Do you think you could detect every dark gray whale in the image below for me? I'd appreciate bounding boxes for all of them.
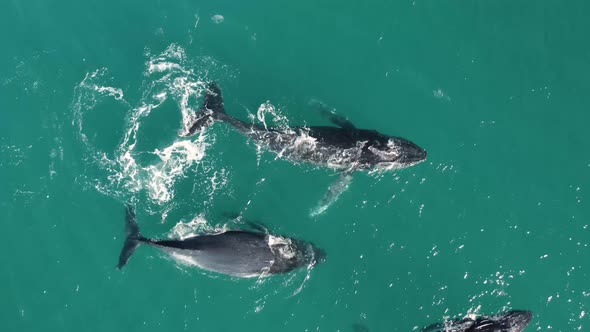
[183,83,427,173]
[423,310,533,332]
[118,206,325,277]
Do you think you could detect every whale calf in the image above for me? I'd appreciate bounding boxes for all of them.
[423,310,533,332]
[183,83,427,173]
[118,206,325,277]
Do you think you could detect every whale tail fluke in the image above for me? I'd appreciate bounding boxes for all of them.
[117,205,143,269]
[182,82,226,136]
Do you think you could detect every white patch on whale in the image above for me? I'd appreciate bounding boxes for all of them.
[268,235,297,259]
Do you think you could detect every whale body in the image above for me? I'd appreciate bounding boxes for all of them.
[183,83,427,173]
[423,310,533,332]
[118,206,325,277]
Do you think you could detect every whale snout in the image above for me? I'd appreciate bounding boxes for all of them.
[397,139,427,164]
[502,310,533,331]
[411,146,427,162]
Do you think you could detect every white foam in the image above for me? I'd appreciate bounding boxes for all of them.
[170,76,206,134]
[210,168,229,194]
[292,131,317,152]
[94,86,124,100]
[256,101,291,132]
[170,215,210,240]
[71,45,218,207]
[256,101,276,130]
[155,139,206,163]
[148,62,185,74]
[146,44,191,76]
[123,134,208,203]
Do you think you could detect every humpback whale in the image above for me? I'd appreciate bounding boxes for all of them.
[183,83,427,172]
[182,83,427,215]
[118,206,325,277]
[423,310,533,332]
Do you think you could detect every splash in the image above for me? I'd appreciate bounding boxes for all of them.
[125,137,208,203]
[256,101,292,132]
[168,214,219,240]
[71,44,230,209]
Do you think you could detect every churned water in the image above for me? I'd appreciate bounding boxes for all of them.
[1,1,589,331]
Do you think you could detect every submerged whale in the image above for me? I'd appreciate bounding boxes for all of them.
[118,206,325,277]
[183,83,427,173]
[423,310,533,332]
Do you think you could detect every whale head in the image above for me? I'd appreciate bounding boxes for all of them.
[495,310,533,332]
[311,244,327,264]
[293,240,326,267]
[364,133,427,170]
[268,237,326,274]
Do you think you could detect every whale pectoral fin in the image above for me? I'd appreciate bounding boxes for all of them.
[222,212,269,234]
[310,172,354,217]
[222,212,243,221]
[322,110,355,129]
[310,99,356,129]
[422,319,475,332]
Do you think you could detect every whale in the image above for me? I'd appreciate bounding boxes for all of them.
[182,82,427,215]
[117,206,325,277]
[422,310,533,332]
[183,82,427,173]
[350,310,532,332]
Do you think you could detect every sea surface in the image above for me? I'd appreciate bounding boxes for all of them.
[2,1,589,331]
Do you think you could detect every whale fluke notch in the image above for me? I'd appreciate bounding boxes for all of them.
[117,205,143,269]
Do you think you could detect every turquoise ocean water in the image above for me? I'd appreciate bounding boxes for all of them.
[2,1,589,331]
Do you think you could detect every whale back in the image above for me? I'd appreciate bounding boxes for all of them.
[153,231,302,277]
